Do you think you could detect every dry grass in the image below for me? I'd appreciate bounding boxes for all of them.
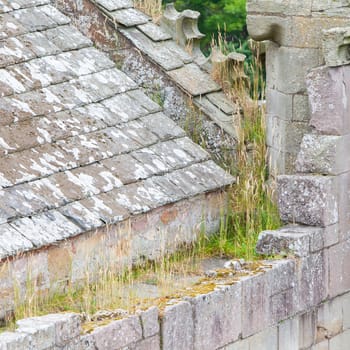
[134,0,162,22]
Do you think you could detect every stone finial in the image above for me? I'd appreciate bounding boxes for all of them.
[323,27,350,67]
[160,3,205,57]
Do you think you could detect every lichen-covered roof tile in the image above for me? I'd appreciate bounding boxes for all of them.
[120,27,186,70]
[140,112,186,140]
[95,0,133,12]
[11,6,57,32]
[79,193,130,225]
[44,25,92,51]
[167,63,221,96]
[9,0,50,10]
[59,201,104,231]
[0,36,36,67]
[101,153,154,185]
[0,224,33,259]
[111,8,150,27]
[10,211,81,247]
[137,22,172,42]
[0,13,27,39]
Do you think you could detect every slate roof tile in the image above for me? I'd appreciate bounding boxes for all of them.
[0,1,235,259]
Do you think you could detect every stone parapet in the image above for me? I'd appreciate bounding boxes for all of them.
[2,257,349,349]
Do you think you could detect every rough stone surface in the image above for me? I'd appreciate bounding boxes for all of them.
[191,283,242,350]
[92,315,143,349]
[161,301,194,350]
[278,175,339,227]
[0,0,234,262]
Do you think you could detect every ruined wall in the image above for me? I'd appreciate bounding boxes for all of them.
[247,0,350,175]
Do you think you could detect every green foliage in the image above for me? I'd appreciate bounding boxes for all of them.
[163,0,247,51]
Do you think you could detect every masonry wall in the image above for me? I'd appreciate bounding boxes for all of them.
[247,0,350,175]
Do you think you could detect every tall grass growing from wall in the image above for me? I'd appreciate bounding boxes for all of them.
[203,37,280,259]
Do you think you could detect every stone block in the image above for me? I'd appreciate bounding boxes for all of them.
[16,317,56,349]
[296,134,350,175]
[191,283,241,350]
[247,0,312,16]
[343,292,350,330]
[323,26,350,67]
[92,315,143,350]
[298,252,328,310]
[133,335,161,350]
[241,273,272,337]
[278,175,339,227]
[37,313,81,347]
[248,327,278,350]
[317,297,343,343]
[307,65,350,135]
[161,301,194,350]
[0,331,31,349]
[299,311,317,348]
[224,339,249,350]
[266,116,309,157]
[312,340,329,350]
[329,239,350,297]
[275,47,321,94]
[292,94,310,122]
[278,318,299,350]
[329,329,350,350]
[256,225,323,257]
[266,89,293,121]
[137,306,159,338]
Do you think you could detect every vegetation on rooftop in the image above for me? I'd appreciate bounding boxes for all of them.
[2,0,281,328]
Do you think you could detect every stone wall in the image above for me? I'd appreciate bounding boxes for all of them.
[247,0,350,175]
[1,257,349,349]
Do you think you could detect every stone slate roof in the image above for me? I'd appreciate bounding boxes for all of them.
[92,0,238,137]
[0,0,234,259]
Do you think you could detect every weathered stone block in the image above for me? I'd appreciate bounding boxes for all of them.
[299,311,317,348]
[329,239,350,298]
[307,65,350,135]
[317,297,343,343]
[296,134,350,175]
[191,283,241,350]
[16,317,56,349]
[329,329,350,350]
[161,301,194,350]
[266,89,293,121]
[137,306,159,338]
[323,26,350,67]
[292,94,310,122]
[0,331,31,349]
[92,315,143,350]
[256,225,323,257]
[278,318,299,350]
[241,273,271,337]
[133,335,161,350]
[278,175,338,227]
[298,252,328,310]
[343,292,350,330]
[248,327,278,350]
